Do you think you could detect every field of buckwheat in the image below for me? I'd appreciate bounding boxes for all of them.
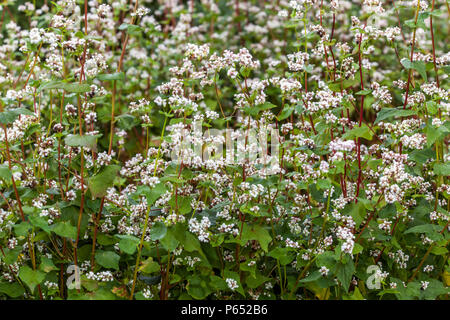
[0,0,449,301]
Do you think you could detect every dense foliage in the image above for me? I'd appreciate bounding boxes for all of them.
[0,0,449,300]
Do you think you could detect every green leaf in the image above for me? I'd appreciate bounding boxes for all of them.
[19,265,46,293]
[0,165,12,181]
[368,159,382,171]
[374,108,417,124]
[352,243,364,254]
[241,224,272,252]
[37,80,62,92]
[65,134,101,150]
[419,279,449,299]
[247,272,271,289]
[183,231,203,253]
[315,251,336,270]
[0,108,35,124]
[355,89,372,96]
[39,257,58,272]
[0,282,25,298]
[379,204,397,219]
[243,102,276,117]
[431,246,448,256]
[430,9,444,17]
[1,247,22,265]
[116,114,137,130]
[343,286,365,300]
[51,221,77,240]
[405,224,443,241]
[424,121,449,147]
[404,18,427,30]
[277,106,294,121]
[408,148,435,164]
[405,224,442,234]
[150,221,167,241]
[88,165,120,199]
[13,221,31,237]
[342,124,373,140]
[433,163,450,176]
[96,233,117,246]
[344,202,366,226]
[28,215,52,233]
[335,259,355,293]
[400,58,427,81]
[116,235,139,255]
[426,101,438,115]
[63,83,92,93]
[38,81,91,93]
[268,247,295,265]
[328,73,360,92]
[118,23,129,30]
[299,271,321,283]
[187,275,213,299]
[209,275,228,291]
[160,227,179,251]
[60,205,89,237]
[95,250,120,270]
[139,257,160,274]
[98,72,125,81]
[170,195,192,215]
[316,179,332,190]
[118,23,143,35]
[145,183,167,206]
[240,260,257,278]
[240,66,251,78]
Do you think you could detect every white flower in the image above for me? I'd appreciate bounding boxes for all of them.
[319,266,329,277]
[421,281,429,290]
[226,278,239,291]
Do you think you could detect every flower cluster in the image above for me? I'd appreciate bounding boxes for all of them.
[0,0,448,302]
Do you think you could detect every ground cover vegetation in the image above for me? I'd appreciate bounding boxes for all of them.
[0,0,449,300]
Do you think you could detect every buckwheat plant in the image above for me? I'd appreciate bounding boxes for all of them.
[0,0,448,300]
